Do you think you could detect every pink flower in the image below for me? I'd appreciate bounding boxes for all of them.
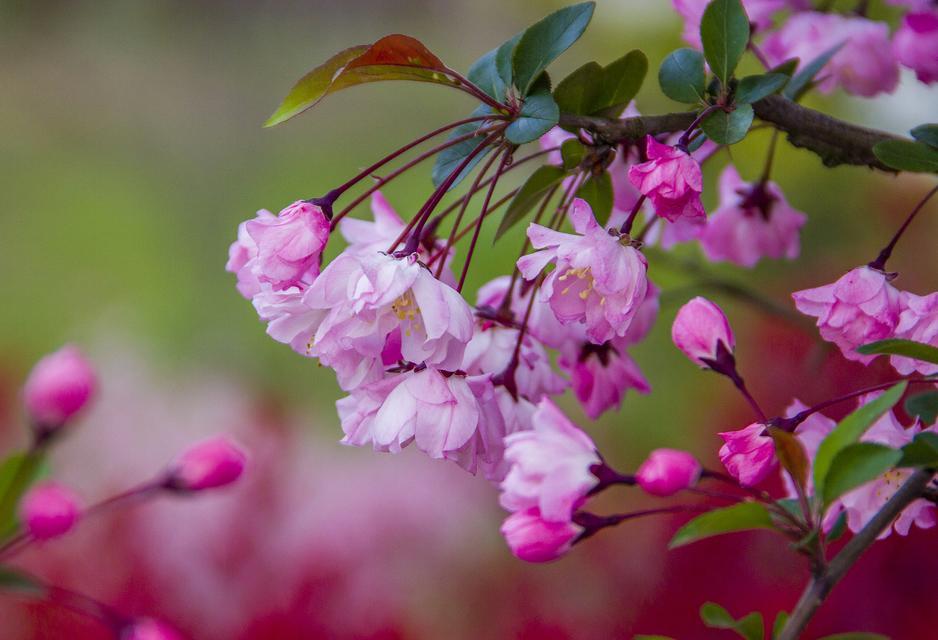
[20,482,81,540]
[225,209,274,299]
[517,199,649,344]
[763,12,899,97]
[622,282,660,346]
[671,297,735,367]
[892,292,938,375]
[243,200,330,291]
[636,449,702,497]
[169,436,248,491]
[566,340,650,419]
[700,165,807,267]
[627,136,706,225]
[792,266,902,364]
[23,345,97,429]
[501,507,581,563]
[718,423,776,486]
[500,398,600,521]
[672,0,807,47]
[120,619,184,640]
[894,12,938,85]
[476,276,580,352]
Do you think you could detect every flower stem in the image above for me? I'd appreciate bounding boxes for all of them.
[457,147,513,291]
[572,505,712,542]
[619,194,647,235]
[677,104,723,150]
[425,188,520,265]
[868,184,938,272]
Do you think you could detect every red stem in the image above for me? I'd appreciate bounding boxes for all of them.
[457,147,512,291]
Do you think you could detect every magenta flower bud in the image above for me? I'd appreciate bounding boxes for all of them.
[500,508,581,563]
[671,297,735,367]
[635,448,701,497]
[168,436,248,492]
[718,423,777,486]
[120,618,183,640]
[20,482,81,540]
[23,345,97,430]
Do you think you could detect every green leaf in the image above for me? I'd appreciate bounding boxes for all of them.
[701,104,753,145]
[701,603,764,640]
[905,391,938,425]
[670,502,774,548]
[735,73,788,104]
[0,451,47,537]
[658,48,706,103]
[0,568,45,596]
[265,36,460,126]
[769,427,810,497]
[512,2,596,96]
[595,50,648,117]
[784,42,844,100]
[576,171,613,226]
[769,58,798,77]
[898,431,938,467]
[873,140,938,173]
[856,338,938,365]
[553,62,605,115]
[911,123,938,150]
[467,34,522,103]
[813,382,906,498]
[822,443,902,506]
[431,106,494,189]
[561,139,586,171]
[772,612,789,639]
[826,510,848,543]
[817,634,890,640]
[505,88,560,145]
[496,165,566,241]
[700,0,750,84]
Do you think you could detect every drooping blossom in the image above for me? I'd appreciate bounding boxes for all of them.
[891,292,938,375]
[20,482,81,540]
[792,266,902,364]
[763,12,899,97]
[627,136,706,225]
[500,398,600,521]
[244,200,330,291]
[671,297,735,367]
[225,209,274,299]
[700,165,807,267]
[23,345,97,430]
[517,198,648,344]
[168,436,248,492]
[893,12,938,85]
[636,449,701,497]
[120,619,184,640]
[672,0,808,47]
[501,507,582,563]
[565,339,650,419]
[718,422,776,486]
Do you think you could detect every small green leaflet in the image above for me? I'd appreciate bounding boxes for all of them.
[669,502,774,548]
[496,165,566,241]
[822,443,902,506]
[511,2,595,96]
[905,391,938,425]
[431,106,494,189]
[659,48,706,104]
[576,171,613,226]
[911,123,938,149]
[856,338,938,365]
[783,42,844,101]
[735,73,788,104]
[467,32,523,102]
[505,87,560,145]
[898,431,938,467]
[700,602,764,640]
[701,104,753,145]
[700,0,750,84]
[873,140,938,173]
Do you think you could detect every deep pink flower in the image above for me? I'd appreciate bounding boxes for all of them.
[792,266,902,364]
[892,292,938,375]
[566,340,650,419]
[627,136,706,224]
[894,12,938,85]
[672,0,807,47]
[671,296,735,367]
[225,209,274,300]
[23,345,97,429]
[501,507,581,563]
[20,483,81,540]
[120,619,184,640]
[500,398,600,521]
[169,436,248,491]
[517,199,648,344]
[718,422,776,486]
[764,12,899,97]
[636,449,702,497]
[244,200,330,291]
[701,165,807,267]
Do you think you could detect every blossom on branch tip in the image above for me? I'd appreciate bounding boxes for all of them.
[718,423,776,486]
[20,482,81,540]
[24,345,97,431]
[501,507,581,563]
[627,136,706,225]
[244,200,330,291]
[636,449,701,497]
[168,436,248,492]
[671,297,735,368]
[893,12,938,85]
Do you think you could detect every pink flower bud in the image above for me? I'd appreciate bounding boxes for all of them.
[20,482,81,540]
[23,346,97,429]
[718,423,777,486]
[671,297,735,367]
[169,436,247,492]
[120,618,183,640]
[636,448,701,497]
[500,508,581,563]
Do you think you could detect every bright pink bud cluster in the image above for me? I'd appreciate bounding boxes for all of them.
[20,482,81,540]
[23,345,97,430]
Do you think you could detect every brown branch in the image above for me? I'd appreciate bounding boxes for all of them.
[559,95,904,172]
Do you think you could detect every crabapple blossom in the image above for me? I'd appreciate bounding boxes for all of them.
[226,209,274,299]
[792,266,902,364]
[891,292,938,375]
[636,449,701,497]
[23,345,97,430]
[565,340,650,419]
[893,12,938,85]
[627,136,706,225]
[671,297,735,368]
[501,507,582,563]
[20,483,81,540]
[168,436,248,491]
[718,423,776,486]
[244,200,330,291]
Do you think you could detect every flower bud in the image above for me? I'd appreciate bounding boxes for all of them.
[168,436,247,492]
[120,618,183,640]
[20,482,81,540]
[635,448,701,497]
[500,508,581,563]
[718,423,776,486]
[671,297,735,367]
[23,346,97,430]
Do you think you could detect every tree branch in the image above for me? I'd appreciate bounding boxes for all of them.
[559,95,904,172]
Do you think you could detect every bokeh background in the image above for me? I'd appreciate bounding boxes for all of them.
[1,0,936,638]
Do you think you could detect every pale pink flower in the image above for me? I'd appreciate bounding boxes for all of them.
[244,200,330,291]
[20,482,81,540]
[628,136,706,225]
[168,436,248,492]
[120,619,184,640]
[636,449,701,497]
[893,12,938,85]
[672,0,807,47]
[764,12,899,97]
[501,507,581,563]
[517,199,649,344]
[701,165,807,267]
[623,281,660,346]
[892,292,938,375]
[671,297,735,367]
[565,340,650,419]
[445,376,515,480]
[500,398,600,521]
[225,209,274,299]
[718,422,776,486]
[792,266,902,364]
[476,276,580,352]
[23,345,97,429]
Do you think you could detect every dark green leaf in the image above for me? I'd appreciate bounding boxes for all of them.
[905,391,938,425]
[856,338,938,365]
[431,106,494,189]
[812,382,906,497]
[701,103,753,145]
[735,73,788,104]
[700,0,750,84]
[576,171,613,226]
[826,510,848,543]
[658,48,706,103]
[561,139,586,171]
[506,88,560,144]
[595,50,648,117]
[817,634,890,640]
[0,568,45,596]
[769,58,798,77]
[873,140,938,173]
[496,165,566,241]
[822,443,902,506]
[701,603,764,640]
[911,124,938,150]
[784,42,844,100]
[769,427,810,497]
[553,62,605,115]
[512,2,596,96]
[467,33,522,103]
[670,502,774,548]
[898,432,938,467]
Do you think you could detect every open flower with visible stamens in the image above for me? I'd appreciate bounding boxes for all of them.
[517,198,648,345]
